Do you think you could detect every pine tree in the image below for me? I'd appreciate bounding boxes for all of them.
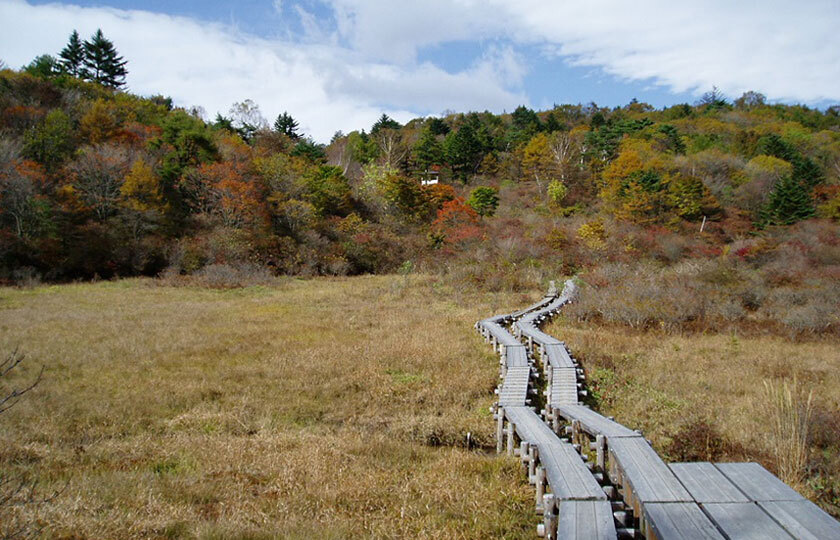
[83,29,128,88]
[413,128,444,171]
[59,30,85,77]
[761,175,814,226]
[444,123,484,182]
[274,112,300,139]
[370,114,401,135]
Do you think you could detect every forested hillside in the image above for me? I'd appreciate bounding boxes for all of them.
[2,53,839,335]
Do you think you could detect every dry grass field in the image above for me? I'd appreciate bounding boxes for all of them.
[546,317,840,517]
[0,276,542,539]
[2,276,838,538]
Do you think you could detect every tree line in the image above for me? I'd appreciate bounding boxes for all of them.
[1,43,840,284]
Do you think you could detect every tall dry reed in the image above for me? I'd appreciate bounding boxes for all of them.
[763,377,813,490]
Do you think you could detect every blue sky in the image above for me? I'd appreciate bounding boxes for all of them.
[3,0,839,141]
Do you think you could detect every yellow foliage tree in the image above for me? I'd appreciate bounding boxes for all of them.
[80,99,119,145]
[120,159,166,213]
[521,132,555,192]
[599,140,668,223]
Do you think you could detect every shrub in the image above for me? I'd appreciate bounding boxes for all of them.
[547,180,568,206]
[466,186,499,217]
[193,263,274,288]
[577,220,607,250]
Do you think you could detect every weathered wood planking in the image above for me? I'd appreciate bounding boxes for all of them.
[608,437,693,505]
[517,321,563,347]
[758,500,840,540]
[498,366,530,406]
[702,502,794,539]
[481,321,522,346]
[715,462,806,502]
[511,295,558,318]
[556,500,617,540]
[549,367,579,407]
[479,282,840,539]
[642,502,725,540]
[554,404,639,438]
[669,462,750,503]
[504,406,606,501]
[505,345,529,368]
[543,343,576,368]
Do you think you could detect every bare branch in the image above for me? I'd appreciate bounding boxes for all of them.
[0,349,42,414]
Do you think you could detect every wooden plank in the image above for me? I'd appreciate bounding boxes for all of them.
[554,404,639,438]
[702,502,793,539]
[608,437,692,504]
[505,345,529,368]
[642,502,725,540]
[482,322,521,346]
[544,343,576,368]
[498,367,530,406]
[556,500,617,540]
[511,296,556,318]
[669,462,749,503]
[541,443,607,501]
[549,368,579,406]
[715,462,806,502]
[759,500,840,539]
[518,323,563,346]
[504,407,605,501]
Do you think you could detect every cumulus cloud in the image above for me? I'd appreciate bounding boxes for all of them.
[0,0,525,141]
[328,0,840,103]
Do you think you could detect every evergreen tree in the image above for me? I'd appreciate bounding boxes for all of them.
[213,113,236,133]
[274,112,300,139]
[292,138,326,162]
[370,114,401,135]
[506,105,541,148]
[83,29,128,88]
[761,175,814,225]
[22,55,60,79]
[466,186,499,217]
[427,117,450,136]
[444,122,484,182]
[544,112,562,133]
[59,30,85,77]
[413,128,444,171]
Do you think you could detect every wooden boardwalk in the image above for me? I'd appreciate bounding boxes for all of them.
[476,280,840,539]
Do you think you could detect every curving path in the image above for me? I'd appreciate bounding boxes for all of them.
[476,281,840,540]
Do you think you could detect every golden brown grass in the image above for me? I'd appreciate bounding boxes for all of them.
[0,276,543,539]
[763,378,813,491]
[546,317,840,517]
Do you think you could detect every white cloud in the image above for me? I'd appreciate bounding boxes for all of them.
[326,0,840,103]
[0,0,525,142]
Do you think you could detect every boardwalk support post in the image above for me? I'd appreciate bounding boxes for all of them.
[542,494,557,540]
[596,434,605,472]
[496,406,505,454]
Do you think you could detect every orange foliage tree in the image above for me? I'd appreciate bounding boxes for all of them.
[432,197,481,244]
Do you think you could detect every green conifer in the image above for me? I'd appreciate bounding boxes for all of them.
[82,29,128,88]
[761,175,814,225]
[59,30,85,77]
